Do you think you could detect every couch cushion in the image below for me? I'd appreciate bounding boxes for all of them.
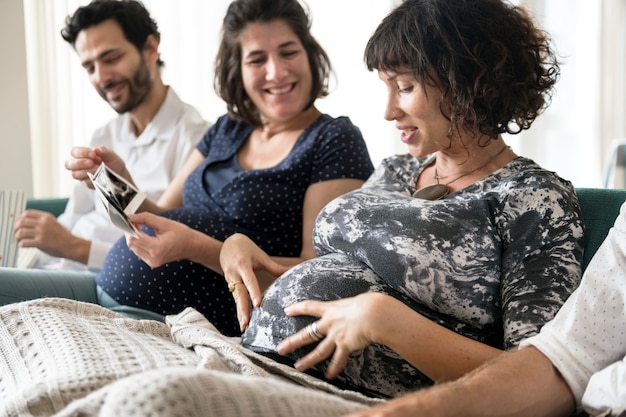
[576,187,626,270]
[26,197,69,217]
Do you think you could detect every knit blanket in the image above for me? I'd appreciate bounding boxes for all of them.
[0,298,381,417]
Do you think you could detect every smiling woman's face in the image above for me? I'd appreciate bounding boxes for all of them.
[239,19,313,124]
[378,68,451,158]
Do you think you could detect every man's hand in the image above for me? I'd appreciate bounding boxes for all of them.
[65,146,128,188]
[14,209,90,263]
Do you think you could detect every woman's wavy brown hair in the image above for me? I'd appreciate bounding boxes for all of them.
[365,0,560,144]
[214,0,332,127]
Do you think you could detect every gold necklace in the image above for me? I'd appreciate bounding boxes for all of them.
[412,145,509,200]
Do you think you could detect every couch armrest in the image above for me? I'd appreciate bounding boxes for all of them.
[0,267,98,306]
[26,197,69,218]
[576,187,626,270]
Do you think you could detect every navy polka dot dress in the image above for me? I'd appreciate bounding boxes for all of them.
[97,114,374,335]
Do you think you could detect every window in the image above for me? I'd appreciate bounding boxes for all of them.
[507,0,626,187]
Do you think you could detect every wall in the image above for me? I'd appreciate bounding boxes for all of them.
[0,0,33,196]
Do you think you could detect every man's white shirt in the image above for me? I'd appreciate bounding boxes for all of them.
[35,87,210,271]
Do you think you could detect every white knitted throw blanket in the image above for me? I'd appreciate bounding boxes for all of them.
[0,298,382,417]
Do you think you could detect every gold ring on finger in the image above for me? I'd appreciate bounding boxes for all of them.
[228,281,242,292]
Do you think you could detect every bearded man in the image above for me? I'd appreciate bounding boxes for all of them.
[14,0,210,271]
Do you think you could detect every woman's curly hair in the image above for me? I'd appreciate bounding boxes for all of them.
[364,0,560,143]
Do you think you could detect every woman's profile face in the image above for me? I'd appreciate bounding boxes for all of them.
[239,19,313,124]
[378,68,451,158]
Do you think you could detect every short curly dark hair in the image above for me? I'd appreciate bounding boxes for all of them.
[60,0,163,68]
[214,0,332,127]
[364,0,560,142]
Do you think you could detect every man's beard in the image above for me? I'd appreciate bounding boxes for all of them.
[98,58,152,114]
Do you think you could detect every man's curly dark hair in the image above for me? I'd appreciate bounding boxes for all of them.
[60,0,164,68]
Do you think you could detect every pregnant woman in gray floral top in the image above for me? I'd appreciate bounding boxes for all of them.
[220,0,584,400]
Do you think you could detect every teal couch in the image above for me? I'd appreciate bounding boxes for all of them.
[26,197,69,218]
[575,187,626,269]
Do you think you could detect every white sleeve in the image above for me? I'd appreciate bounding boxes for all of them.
[57,183,96,230]
[582,355,626,417]
[87,240,115,271]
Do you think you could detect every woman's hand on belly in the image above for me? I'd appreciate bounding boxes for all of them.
[275,289,504,383]
[221,233,291,331]
[276,292,396,379]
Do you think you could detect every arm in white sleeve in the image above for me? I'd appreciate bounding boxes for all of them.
[57,183,96,230]
[582,355,626,417]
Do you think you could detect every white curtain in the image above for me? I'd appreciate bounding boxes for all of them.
[24,0,113,198]
[23,0,626,196]
[600,0,626,160]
